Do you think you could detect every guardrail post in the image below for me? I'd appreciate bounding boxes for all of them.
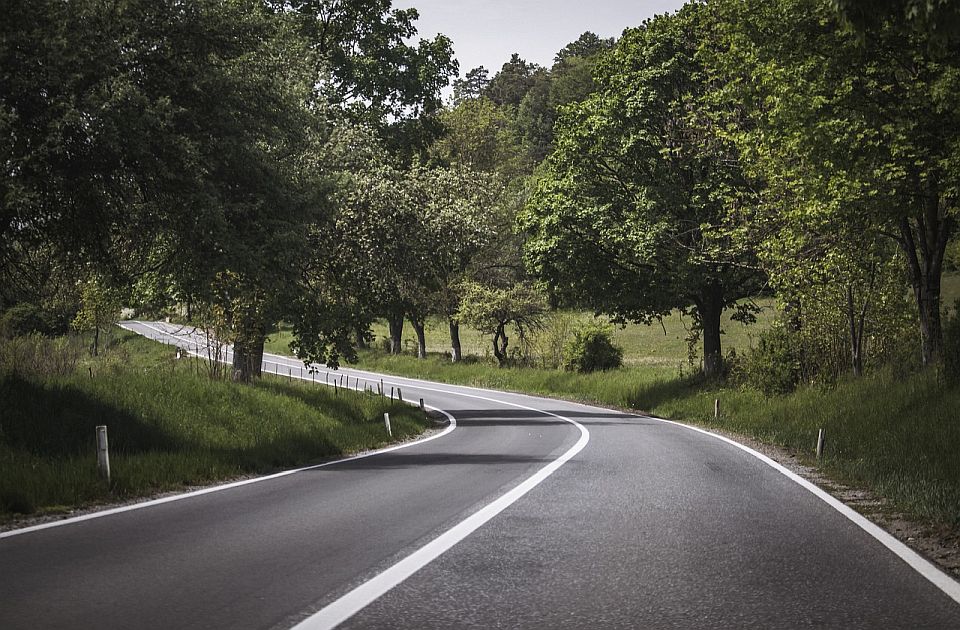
[96,426,110,483]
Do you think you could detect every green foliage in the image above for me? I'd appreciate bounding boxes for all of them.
[457,282,548,365]
[432,97,528,178]
[71,276,123,356]
[1,304,53,338]
[278,0,457,147]
[704,0,960,365]
[485,53,542,107]
[521,5,763,378]
[561,323,623,373]
[737,322,803,395]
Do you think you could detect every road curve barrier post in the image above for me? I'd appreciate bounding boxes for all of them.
[384,412,392,437]
[96,425,110,483]
[816,428,826,461]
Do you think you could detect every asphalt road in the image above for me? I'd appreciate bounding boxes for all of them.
[2,320,959,629]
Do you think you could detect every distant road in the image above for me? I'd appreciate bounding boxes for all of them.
[1,320,959,629]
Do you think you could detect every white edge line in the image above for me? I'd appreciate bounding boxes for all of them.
[292,396,590,630]
[0,323,457,540]
[640,414,960,605]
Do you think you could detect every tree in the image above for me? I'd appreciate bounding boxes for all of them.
[72,275,122,357]
[276,0,457,153]
[412,166,500,361]
[1,0,332,382]
[517,33,612,162]
[521,6,763,379]
[830,0,960,42]
[432,97,528,177]
[704,0,960,366]
[452,66,491,104]
[457,282,547,366]
[485,54,543,107]
[553,31,615,66]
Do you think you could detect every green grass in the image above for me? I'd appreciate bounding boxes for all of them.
[264,301,779,368]
[0,331,429,521]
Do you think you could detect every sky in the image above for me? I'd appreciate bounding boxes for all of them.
[393,0,689,79]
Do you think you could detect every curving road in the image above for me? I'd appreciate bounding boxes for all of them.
[1,320,959,629]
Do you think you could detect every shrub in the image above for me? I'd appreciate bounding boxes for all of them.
[562,323,623,373]
[738,321,802,395]
[0,303,51,338]
[0,334,84,379]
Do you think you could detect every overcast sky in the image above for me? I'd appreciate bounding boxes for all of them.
[393,0,689,79]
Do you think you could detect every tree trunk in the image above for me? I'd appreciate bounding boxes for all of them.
[355,325,369,349]
[388,314,404,355]
[697,285,725,380]
[411,317,427,359]
[492,323,508,366]
[896,183,951,366]
[449,319,462,362]
[846,286,864,378]
[232,333,264,383]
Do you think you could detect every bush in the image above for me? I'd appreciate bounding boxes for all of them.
[0,334,84,379]
[0,303,52,338]
[562,323,623,373]
[738,321,802,395]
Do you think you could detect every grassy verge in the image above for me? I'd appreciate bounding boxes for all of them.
[0,331,430,521]
[349,350,960,528]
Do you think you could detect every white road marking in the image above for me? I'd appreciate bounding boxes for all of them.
[292,396,590,630]
[641,415,960,605]
[126,321,594,628]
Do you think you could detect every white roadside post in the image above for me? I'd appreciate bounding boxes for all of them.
[816,428,826,461]
[96,425,110,483]
[383,413,392,437]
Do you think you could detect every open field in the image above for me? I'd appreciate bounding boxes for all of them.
[0,331,428,520]
[265,299,781,369]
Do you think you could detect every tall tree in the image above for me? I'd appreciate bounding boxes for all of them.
[485,54,543,107]
[521,6,762,379]
[452,66,491,104]
[517,32,614,161]
[276,0,457,152]
[704,0,960,366]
